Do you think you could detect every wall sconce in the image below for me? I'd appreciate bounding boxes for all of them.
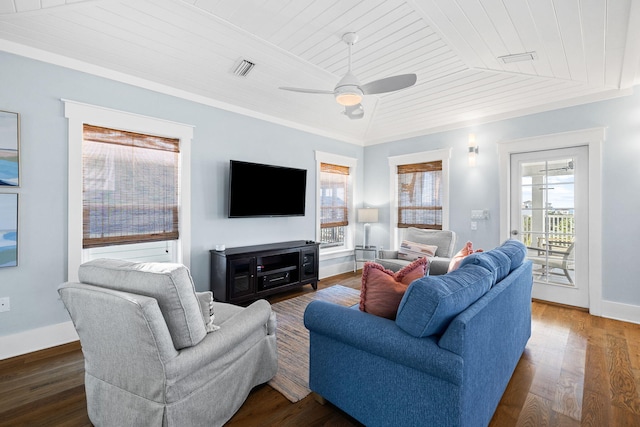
[357,208,379,248]
[468,133,479,167]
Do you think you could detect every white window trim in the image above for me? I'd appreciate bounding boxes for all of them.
[63,99,194,282]
[315,151,358,255]
[388,148,452,250]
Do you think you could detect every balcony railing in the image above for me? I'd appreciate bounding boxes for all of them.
[521,213,574,247]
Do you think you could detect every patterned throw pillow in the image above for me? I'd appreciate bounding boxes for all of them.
[359,257,429,319]
[397,240,438,261]
[196,291,220,333]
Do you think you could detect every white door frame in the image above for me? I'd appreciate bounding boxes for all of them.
[497,128,604,316]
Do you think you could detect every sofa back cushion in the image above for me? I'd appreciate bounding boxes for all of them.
[458,249,511,285]
[495,239,527,271]
[395,264,494,337]
[404,228,456,258]
[78,258,207,349]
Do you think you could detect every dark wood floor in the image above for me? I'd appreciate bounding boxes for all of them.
[1,271,639,426]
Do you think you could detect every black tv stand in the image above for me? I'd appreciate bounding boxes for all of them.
[209,240,319,304]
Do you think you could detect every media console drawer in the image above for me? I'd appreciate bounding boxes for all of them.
[210,240,319,304]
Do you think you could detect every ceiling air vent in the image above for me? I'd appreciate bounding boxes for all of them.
[232,59,256,77]
[498,51,537,64]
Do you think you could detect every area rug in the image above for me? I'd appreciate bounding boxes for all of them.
[267,284,360,403]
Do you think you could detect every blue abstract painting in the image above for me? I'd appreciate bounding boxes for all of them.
[0,193,17,267]
[0,111,19,187]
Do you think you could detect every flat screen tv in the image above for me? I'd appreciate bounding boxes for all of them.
[228,160,307,217]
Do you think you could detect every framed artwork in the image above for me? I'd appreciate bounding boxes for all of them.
[0,110,20,187]
[0,193,18,267]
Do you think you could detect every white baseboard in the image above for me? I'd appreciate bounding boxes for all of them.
[319,260,355,280]
[600,300,640,325]
[0,321,79,360]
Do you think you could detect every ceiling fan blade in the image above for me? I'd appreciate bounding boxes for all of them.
[279,87,335,95]
[360,74,417,95]
[344,103,364,120]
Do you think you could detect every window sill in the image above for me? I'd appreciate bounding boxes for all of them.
[320,247,354,261]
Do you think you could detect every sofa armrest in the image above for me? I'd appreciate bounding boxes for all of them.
[166,299,273,374]
[377,249,398,259]
[304,301,462,385]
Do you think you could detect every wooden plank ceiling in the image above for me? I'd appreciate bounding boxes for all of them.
[0,0,638,145]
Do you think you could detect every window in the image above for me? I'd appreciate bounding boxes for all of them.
[315,151,357,252]
[388,149,450,249]
[82,125,180,248]
[397,161,442,229]
[320,162,349,247]
[65,100,193,282]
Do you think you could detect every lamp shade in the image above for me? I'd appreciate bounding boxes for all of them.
[358,208,379,223]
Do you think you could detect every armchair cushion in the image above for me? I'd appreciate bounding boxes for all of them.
[78,258,207,349]
[376,229,457,276]
[405,227,456,258]
[395,264,494,337]
[359,257,428,319]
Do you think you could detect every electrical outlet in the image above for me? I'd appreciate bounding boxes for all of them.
[471,221,478,231]
[0,297,9,313]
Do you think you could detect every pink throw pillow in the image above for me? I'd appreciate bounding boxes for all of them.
[359,257,429,319]
[448,241,483,272]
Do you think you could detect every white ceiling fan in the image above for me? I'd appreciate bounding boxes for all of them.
[279,32,417,120]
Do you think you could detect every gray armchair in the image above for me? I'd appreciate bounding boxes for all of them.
[376,228,457,275]
[58,259,277,427]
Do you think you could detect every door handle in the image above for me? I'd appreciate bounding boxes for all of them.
[511,230,519,236]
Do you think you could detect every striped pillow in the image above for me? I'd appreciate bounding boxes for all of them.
[398,240,438,261]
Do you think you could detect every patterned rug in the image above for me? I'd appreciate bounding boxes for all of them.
[267,285,361,403]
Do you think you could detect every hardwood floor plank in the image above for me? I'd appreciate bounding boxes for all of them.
[580,389,608,427]
[515,393,552,427]
[2,271,640,426]
[606,333,640,415]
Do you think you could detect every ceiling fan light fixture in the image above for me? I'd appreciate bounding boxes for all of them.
[335,85,363,106]
[335,92,362,106]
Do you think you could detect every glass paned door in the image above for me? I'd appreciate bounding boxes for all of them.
[511,147,589,308]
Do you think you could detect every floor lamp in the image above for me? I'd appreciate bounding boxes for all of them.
[358,208,379,248]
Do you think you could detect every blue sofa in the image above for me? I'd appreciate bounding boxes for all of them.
[304,240,533,427]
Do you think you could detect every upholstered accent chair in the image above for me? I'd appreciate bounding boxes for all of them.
[58,259,278,427]
[376,228,457,275]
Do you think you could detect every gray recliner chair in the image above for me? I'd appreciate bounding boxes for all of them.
[376,227,457,275]
[58,259,278,427]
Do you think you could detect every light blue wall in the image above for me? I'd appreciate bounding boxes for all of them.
[0,51,362,336]
[364,89,640,306]
[1,48,638,340]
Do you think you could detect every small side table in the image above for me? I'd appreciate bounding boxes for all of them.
[354,246,377,272]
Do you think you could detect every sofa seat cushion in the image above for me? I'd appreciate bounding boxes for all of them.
[78,258,207,349]
[360,258,428,319]
[395,264,494,337]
